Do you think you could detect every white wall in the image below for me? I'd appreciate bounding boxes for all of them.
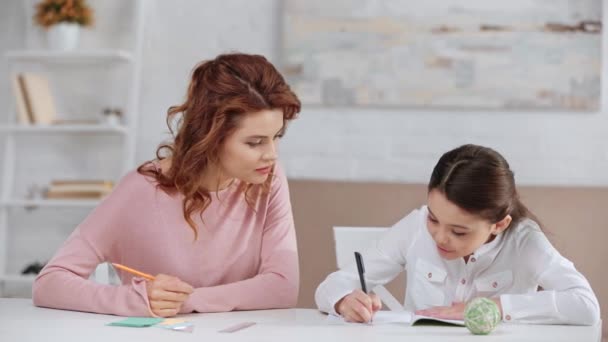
[136,0,280,164]
[136,0,608,186]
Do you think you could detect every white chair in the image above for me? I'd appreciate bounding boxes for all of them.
[332,226,403,311]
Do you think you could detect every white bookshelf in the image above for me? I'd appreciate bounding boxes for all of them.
[0,274,36,285]
[0,199,101,208]
[4,50,133,65]
[0,124,128,134]
[0,1,146,295]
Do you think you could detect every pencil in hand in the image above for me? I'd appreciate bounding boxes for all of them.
[111,263,155,281]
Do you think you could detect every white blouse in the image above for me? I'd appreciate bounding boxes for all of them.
[315,206,600,325]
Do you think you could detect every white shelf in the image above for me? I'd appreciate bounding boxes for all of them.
[5,50,133,65]
[0,274,36,284]
[0,124,128,135]
[1,199,101,208]
[0,1,145,297]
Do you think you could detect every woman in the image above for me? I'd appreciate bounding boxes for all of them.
[33,53,302,317]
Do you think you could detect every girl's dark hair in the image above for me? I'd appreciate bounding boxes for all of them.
[138,53,301,239]
[428,144,540,229]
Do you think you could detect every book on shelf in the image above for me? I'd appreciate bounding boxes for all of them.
[10,72,58,125]
[45,191,111,199]
[51,119,101,125]
[10,73,114,128]
[44,180,114,199]
[50,180,114,187]
[11,74,34,124]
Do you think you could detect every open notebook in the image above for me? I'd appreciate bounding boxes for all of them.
[326,311,465,326]
[329,285,464,326]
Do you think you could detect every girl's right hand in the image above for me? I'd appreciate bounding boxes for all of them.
[145,274,194,317]
[335,289,382,323]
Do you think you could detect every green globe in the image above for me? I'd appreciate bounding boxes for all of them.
[464,297,501,335]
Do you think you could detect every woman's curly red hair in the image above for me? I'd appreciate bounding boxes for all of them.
[138,53,301,239]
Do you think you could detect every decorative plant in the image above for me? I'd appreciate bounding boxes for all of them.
[34,0,94,28]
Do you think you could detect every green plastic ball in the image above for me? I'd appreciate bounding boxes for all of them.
[464,297,501,335]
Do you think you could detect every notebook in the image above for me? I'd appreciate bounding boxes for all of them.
[326,311,465,326]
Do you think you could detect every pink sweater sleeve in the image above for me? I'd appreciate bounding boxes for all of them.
[180,165,300,313]
[32,172,153,316]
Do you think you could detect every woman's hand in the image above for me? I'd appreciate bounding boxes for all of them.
[415,298,503,320]
[335,289,382,323]
[145,274,194,317]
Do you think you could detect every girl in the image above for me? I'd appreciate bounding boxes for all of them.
[315,144,600,325]
[33,53,302,317]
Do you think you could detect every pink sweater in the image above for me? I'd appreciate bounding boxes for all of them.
[32,163,299,316]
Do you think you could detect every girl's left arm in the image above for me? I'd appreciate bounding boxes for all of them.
[499,229,600,325]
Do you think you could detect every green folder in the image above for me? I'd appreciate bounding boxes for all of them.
[107,317,164,328]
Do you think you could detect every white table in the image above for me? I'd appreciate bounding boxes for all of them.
[0,298,602,341]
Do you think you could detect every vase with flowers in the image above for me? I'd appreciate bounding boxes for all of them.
[34,0,94,51]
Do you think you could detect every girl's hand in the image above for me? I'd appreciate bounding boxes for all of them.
[415,298,503,320]
[335,289,382,323]
[145,274,194,317]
